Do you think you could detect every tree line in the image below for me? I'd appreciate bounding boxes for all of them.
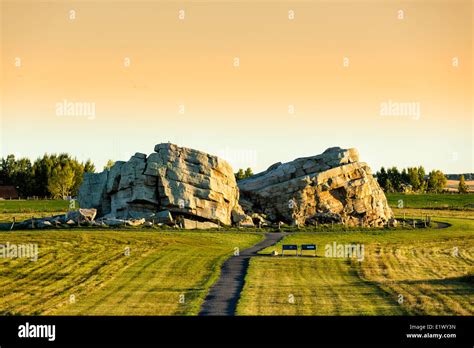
[0,154,95,199]
[375,166,468,193]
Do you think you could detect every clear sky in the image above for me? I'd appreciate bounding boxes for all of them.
[1,0,472,174]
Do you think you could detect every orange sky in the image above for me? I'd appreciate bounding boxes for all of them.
[0,0,472,173]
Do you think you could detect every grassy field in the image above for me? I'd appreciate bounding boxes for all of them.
[237,257,405,315]
[392,207,474,220]
[0,230,262,315]
[386,193,473,209]
[0,199,70,223]
[0,194,472,316]
[0,199,69,213]
[237,217,473,315]
[0,199,69,222]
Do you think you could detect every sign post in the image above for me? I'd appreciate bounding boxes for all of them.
[300,244,317,257]
[282,244,298,256]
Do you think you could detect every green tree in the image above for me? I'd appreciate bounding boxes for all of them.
[47,164,76,199]
[407,167,421,191]
[458,175,468,194]
[32,154,55,197]
[235,167,254,180]
[0,155,35,197]
[244,167,253,178]
[427,170,447,193]
[387,166,402,192]
[376,167,388,190]
[103,160,115,171]
[0,154,17,185]
[84,159,96,173]
[235,168,245,181]
[385,178,394,193]
[0,153,95,198]
[401,168,410,185]
[13,158,33,197]
[417,166,427,192]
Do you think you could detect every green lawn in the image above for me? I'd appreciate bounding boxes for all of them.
[386,193,474,210]
[0,230,263,315]
[0,199,69,213]
[393,207,474,220]
[1,196,472,316]
[0,199,70,223]
[237,217,473,315]
[237,257,405,315]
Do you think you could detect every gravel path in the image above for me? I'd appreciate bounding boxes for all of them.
[199,232,286,316]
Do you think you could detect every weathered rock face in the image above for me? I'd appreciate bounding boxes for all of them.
[78,143,244,226]
[79,144,393,228]
[238,147,393,227]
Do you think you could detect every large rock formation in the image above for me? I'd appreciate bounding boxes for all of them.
[78,143,245,226]
[238,147,393,227]
[78,144,393,228]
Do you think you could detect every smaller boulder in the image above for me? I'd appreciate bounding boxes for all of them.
[66,208,97,223]
[127,218,145,227]
[181,218,219,230]
[251,213,270,227]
